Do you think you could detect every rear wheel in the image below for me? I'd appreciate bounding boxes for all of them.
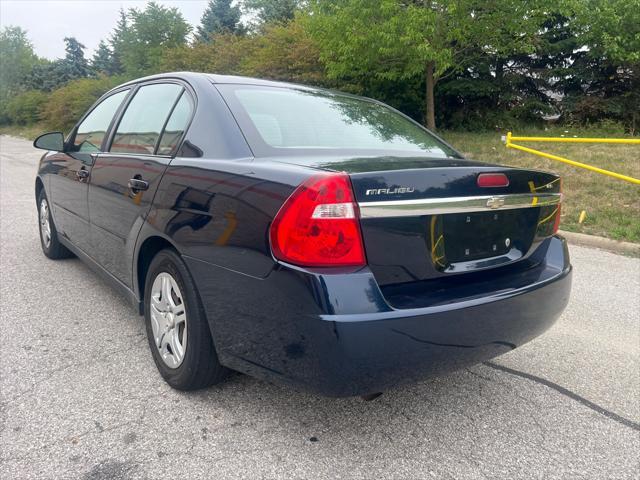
[38,190,73,259]
[144,249,228,390]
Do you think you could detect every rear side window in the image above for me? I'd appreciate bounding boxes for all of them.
[73,89,129,153]
[110,83,183,155]
[157,92,192,155]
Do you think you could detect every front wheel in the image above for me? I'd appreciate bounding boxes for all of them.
[144,249,228,390]
[38,190,73,259]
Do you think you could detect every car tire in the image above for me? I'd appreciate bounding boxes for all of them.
[144,248,229,391]
[38,190,73,260]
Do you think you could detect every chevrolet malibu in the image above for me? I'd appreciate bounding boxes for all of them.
[33,72,572,397]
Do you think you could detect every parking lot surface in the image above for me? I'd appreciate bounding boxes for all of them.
[1,135,639,479]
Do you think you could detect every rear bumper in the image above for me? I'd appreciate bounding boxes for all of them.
[186,236,572,397]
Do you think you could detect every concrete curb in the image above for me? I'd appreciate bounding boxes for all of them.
[559,230,640,256]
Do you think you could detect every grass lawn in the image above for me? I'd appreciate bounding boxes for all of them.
[2,124,639,242]
[442,128,640,243]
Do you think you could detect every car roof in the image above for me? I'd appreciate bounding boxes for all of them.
[118,71,318,91]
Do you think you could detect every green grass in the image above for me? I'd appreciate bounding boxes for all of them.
[0,124,46,141]
[441,128,640,243]
[2,124,638,242]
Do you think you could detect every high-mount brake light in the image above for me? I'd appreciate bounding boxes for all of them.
[477,173,509,187]
[269,173,366,267]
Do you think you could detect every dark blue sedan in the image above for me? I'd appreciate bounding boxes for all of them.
[33,73,571,397]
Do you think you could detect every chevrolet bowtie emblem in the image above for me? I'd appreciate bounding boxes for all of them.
[486,196,505,209]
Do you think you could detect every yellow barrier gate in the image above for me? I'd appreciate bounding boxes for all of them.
[504,132,640,185]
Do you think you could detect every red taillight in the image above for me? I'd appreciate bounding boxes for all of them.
[269,172,366,267]
[477,173,509,187]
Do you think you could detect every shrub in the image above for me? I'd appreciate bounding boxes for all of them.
[160,34,254,75]
[5,90,48,125]
[244,19,327,86]
[40,76,125,132]
[160,18,328,87]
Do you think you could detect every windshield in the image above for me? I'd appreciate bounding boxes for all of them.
[217,85,460,158]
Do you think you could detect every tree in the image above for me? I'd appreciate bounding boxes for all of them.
[559,0,640,133]
[40,76,124,132]
[196,0,244,42]
[162,33,253,74]
[243,17,327,84]
[306,0,556,130]
[435,9,576,130]
[5,90,48,124]
[121,1,191,76]
[576,0,640,65]
[109,9,129,75]
[59,37,91,81]
[91,40,116,75]
[162,16,327,84]
[243,0,302,25]
[23,60,65,92]
[0,26,39,121]
[25,37,91,93]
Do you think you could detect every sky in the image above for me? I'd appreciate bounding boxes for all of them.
[0,0,211,60]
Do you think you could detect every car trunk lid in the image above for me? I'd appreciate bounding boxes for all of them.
[267,155,561,286]
[270,157,561,286]
[346,159,561,285]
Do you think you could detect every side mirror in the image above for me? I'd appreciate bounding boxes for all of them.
[33,132,65,152]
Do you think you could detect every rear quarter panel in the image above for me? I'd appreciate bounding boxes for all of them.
[144,158,310,278]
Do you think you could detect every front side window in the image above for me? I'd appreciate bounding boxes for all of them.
[110,83,183,155]
[73,89,129,153]
[218,85,460,158]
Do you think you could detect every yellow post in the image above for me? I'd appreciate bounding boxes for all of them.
[508,135,640,145]
[578,210,587,224]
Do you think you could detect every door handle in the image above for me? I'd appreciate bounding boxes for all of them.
[128,178,149,192]
[76,168,89,180]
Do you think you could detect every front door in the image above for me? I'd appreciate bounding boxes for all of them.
[48,89,130,252]
[88,82,193,287]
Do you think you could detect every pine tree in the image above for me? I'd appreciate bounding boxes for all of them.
[109,8,129,75]
[196,0,244,43]
[243,0,300,25]
[91,40,115,75]
[58,37,90,82]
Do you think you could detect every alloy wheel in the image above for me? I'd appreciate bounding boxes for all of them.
[39,198,51,248]
[149,272,188,369]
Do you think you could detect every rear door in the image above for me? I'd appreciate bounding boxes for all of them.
[48,89,130,252]
[88,81,194,286]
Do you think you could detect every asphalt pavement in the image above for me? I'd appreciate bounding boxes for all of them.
[1,135,639,479]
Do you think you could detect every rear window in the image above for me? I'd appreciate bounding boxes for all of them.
[218,85,458,158]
